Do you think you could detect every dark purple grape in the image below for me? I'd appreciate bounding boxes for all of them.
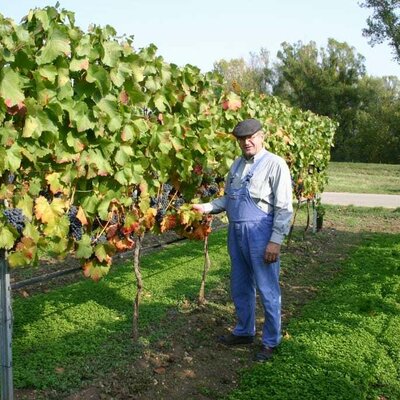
[3,208,25,234]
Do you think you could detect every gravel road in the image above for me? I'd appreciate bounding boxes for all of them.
[321,192,400,209]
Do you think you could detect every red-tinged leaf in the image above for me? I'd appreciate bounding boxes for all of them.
[157,113,164,125]
[106,223,119,239]
[160,214,177,233]
[15,237,37,261]
[110,235,135,252]
[221,92,242,111]
[193,164,203,175]
[121,125,134,142]
[119,90,129,105]
[6,101,26,116]
[121,213,140,235]
[82,259,110,282]
[143,208,156,230]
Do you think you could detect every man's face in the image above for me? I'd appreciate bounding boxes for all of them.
[237,130,264,158]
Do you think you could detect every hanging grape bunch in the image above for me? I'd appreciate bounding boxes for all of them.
[3,208,25,235]
[68,206,83,241]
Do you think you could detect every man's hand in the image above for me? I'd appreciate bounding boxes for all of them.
[192,204,205,213]
[264,242,281,264]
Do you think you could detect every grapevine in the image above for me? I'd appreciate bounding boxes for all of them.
[0,5,336,278]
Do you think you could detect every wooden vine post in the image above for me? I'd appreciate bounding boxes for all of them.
[0,250,13,400]
[132,234,143,340]
[198,235,211,306]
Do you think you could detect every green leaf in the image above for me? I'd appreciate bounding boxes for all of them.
[16,195,34,220]
[86,64,110,96]
[22,223,40,243]
[94,243,110,262]
[76,234,92,259]
[5,144,22,171]
[43,215,69,238]
[0,225,17,250]
[145,75,161,92]
[46,238,69,256]
[124,80,146,104]
[115,145,134,166]
[81,194,101,215]
[22,116,41,138]
[102,40,122,67]
[8,251,29,268]
[154,94,167,112]
[36,29,71,65]
[69,58,89,72]
[0,67,25,106]
[38,65,58,83]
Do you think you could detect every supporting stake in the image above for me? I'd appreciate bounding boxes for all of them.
[132,235,143,341]
[0,249,13,400]
[198,235,211,306]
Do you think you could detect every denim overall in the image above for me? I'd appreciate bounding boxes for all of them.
[226,154,281,347]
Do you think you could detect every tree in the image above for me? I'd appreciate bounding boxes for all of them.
[361,0,400,63]
[351,75,400,163]
[213,48,273,94]
[273,39,366,160]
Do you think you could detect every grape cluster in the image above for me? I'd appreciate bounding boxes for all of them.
[7,173,15,184]
[68,206,83,241]
[200,184,219,198]
[39,188,52,203]
[3,208,25,234]
[173,197,185,210]
[150,183,173,210]
[142,107,153,118]
[91,234,107,245]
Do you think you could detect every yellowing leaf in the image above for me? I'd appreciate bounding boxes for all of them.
[46,172,63,194]
[35,197,65,224]
[76,206,88,226]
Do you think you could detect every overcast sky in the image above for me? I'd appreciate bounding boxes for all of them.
[2,0,399,77]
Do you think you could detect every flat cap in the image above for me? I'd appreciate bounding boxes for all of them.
[232,118,262,137]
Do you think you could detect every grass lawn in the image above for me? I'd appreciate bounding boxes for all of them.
[325,162,400,194]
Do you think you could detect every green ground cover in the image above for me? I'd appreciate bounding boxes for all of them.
[7,204,400,399]
[12,229,230,391]
[325,162,400,194]
[228,232,400,400]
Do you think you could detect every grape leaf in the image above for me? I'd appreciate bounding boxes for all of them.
[0,225,17,250]
[76,234,92,259]
[35,197,66,224]
[0,67,25,106]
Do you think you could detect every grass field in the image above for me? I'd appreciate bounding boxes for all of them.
[325,162,400,194]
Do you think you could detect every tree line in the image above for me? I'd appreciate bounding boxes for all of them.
[213,1,400,164]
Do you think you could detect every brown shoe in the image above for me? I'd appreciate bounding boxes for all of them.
[254,346,276,361]
[218,334,254,345]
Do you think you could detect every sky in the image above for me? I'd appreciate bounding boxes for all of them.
[2,0,399,78]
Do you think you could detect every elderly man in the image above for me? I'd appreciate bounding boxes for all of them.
[193,118,293,361]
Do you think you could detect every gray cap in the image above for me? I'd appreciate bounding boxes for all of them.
[232,118,262,137]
